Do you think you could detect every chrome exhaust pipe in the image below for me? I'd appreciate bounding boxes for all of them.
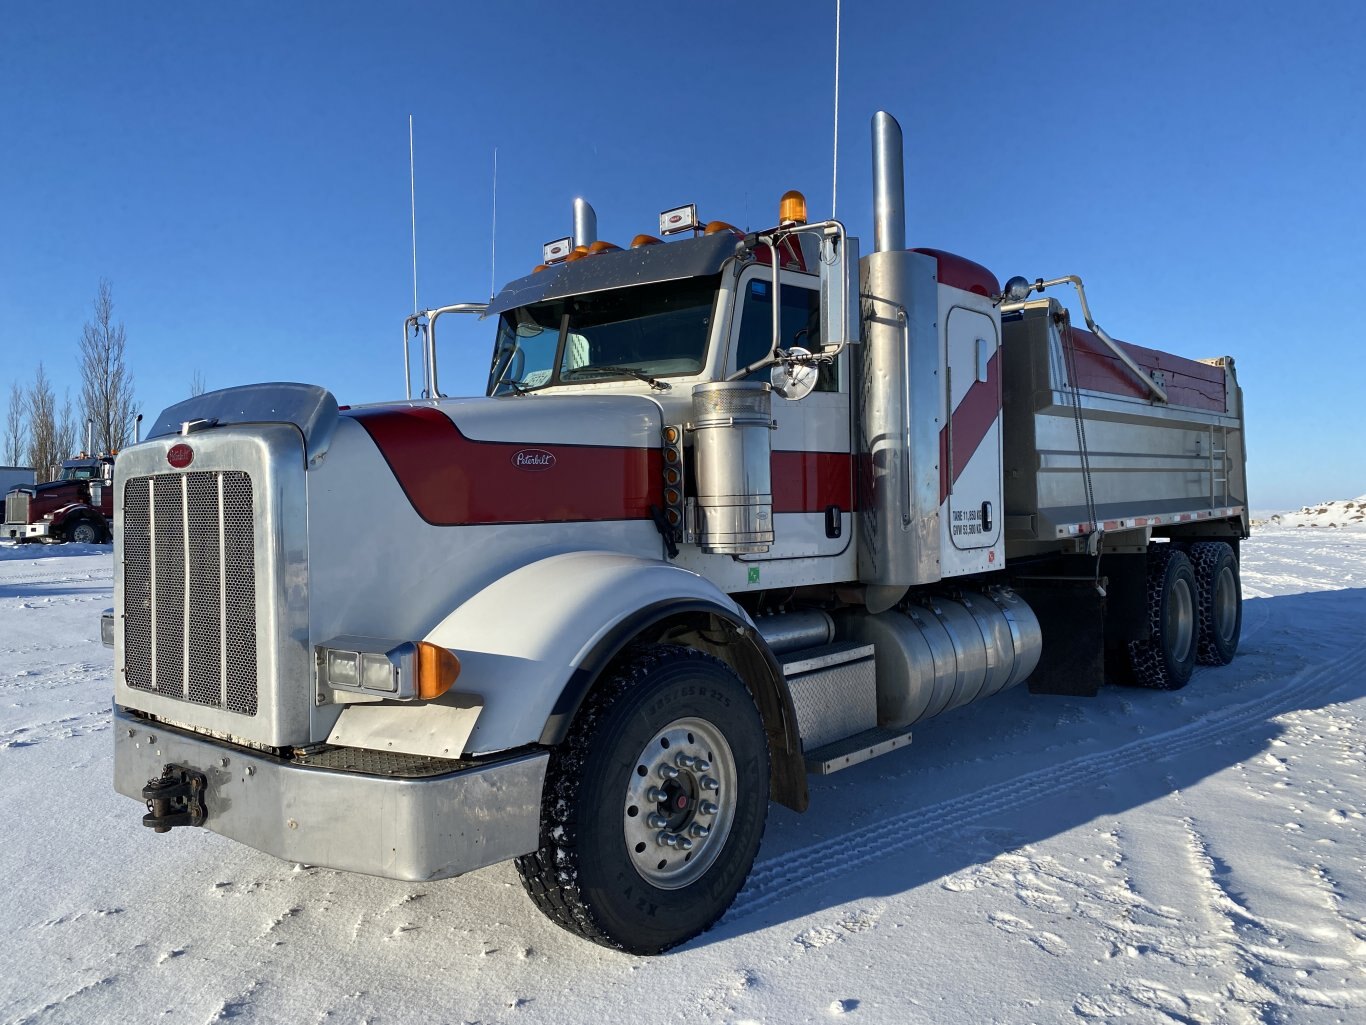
[572,198,597,249]
[871,111,905,254]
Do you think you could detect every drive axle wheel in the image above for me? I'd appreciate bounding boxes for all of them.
[1126,544,1199,690]
[1189,541,1241,665]
[515,645,769,954]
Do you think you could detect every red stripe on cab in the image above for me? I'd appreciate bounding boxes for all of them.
[349,407,661,526]
[938,349,1003,503]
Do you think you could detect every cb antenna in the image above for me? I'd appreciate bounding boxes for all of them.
[409,114,419,315]
[490,147,498,301]
[831,0,842,219]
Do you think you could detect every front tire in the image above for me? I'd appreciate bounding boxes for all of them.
[1127,544,1199,690]
[515,645,770,954]
[67,517,102,545]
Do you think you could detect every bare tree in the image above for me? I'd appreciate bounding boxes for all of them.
[190,370,207,396]
[4,380,24,465]
[80,279,137,453]
[26,363,61,479]
[57,389,78,460]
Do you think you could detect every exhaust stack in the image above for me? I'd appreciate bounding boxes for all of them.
[572,198,597,249]
[871,111,905,254]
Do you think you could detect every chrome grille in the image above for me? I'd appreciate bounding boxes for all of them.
[4,489,29,524]
[122,472,257,716]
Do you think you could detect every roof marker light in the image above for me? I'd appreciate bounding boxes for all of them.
[779,190,807,225]
[543,237,573,264]
[631,234,663,248]
[660,203,699,236]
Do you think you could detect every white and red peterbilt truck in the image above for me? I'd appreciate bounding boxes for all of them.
[108,112,1247,954]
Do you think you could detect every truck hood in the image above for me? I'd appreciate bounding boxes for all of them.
[341,393,666,528]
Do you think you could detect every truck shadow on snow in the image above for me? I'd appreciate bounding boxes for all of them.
[690,587,1366,950]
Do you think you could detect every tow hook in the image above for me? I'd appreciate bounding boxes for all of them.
[141,764,207,833]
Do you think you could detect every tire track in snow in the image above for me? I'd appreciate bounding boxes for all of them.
[0,707,111,748]
[726,627,1366,925]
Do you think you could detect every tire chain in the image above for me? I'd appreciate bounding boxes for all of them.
[1126,544,1189,690]
[1188,541,1235,666]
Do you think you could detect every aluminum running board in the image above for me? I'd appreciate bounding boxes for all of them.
[804,725,914,775]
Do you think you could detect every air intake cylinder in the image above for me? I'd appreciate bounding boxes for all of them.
[690,382,774,554]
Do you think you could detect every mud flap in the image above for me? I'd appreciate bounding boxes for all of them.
[1014,577,1106,696]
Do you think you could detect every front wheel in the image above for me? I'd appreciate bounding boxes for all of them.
[67,517,103,545]
[515,645,770,954]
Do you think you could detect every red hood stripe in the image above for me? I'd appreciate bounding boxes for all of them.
[350,406,855,527]
[350,407,661,526]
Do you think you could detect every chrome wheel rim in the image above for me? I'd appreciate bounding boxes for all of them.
[1168,578,1195,663]
[1215,564,1238,644]
[622,717,737,890]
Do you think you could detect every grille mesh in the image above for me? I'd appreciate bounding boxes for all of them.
[4,490,29,524]
[122,471,257,716]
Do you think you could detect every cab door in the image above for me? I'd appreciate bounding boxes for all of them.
[728,266,852,563]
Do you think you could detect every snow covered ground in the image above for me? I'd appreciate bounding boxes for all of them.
[1,526,1364,1025]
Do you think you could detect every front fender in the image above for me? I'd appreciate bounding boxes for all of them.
[426,551,753,754]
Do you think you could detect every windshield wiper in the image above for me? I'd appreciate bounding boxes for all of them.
[562,365,671,391]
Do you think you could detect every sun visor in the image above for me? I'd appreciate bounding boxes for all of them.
[484,232,739,318]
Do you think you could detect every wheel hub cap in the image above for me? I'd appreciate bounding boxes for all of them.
[622,717,737,889]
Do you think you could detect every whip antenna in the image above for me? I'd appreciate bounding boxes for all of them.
[832,0,841,218]
[409,114,419,315]
[490,147,498,301]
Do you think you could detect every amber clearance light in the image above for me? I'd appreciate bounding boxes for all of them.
[779,190,807,225]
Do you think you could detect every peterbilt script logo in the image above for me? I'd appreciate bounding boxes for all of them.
[512,448,556,471]
[167,443,194,469]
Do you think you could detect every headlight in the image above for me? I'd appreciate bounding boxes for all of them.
[317,637,460,702]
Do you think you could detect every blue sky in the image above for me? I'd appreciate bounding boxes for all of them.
[2,1,1360,509]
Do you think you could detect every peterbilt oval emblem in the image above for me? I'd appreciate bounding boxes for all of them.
[167,443,194,469]
[512,448,555,471]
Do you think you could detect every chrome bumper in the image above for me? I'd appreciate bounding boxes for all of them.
[4,521,51,540]
[113,706,548,881]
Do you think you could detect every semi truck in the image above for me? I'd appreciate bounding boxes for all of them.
[108,112,1247,954]
[4,453,115,543]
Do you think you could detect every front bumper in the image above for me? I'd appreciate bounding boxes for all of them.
[113,706,548,881]
[4,521,52,540]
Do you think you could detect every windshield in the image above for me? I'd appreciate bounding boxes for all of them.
[487,275,719,395]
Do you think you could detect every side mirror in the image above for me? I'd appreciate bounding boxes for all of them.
[770,347,819,401]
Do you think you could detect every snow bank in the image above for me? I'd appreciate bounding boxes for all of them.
[1260,495,1366,528]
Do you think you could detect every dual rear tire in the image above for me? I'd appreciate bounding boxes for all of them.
[1127,541,1240,689]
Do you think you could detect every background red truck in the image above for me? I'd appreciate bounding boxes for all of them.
[3,453,114,543]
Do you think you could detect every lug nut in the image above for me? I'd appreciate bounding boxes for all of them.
[689,823,710,839]
[657,831,680,848]
[646,786,668,803]
[675,753,697,769]
[677,837,694,852]
[646,813,669,829]
[700,801,719,816]
[693,758,711,774]
[658,764,680,780]
[700,775,720,791]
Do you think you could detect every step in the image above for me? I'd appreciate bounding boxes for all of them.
[804,724,914,775]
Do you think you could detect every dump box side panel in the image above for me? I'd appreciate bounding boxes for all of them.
[1001,302,1247,554]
